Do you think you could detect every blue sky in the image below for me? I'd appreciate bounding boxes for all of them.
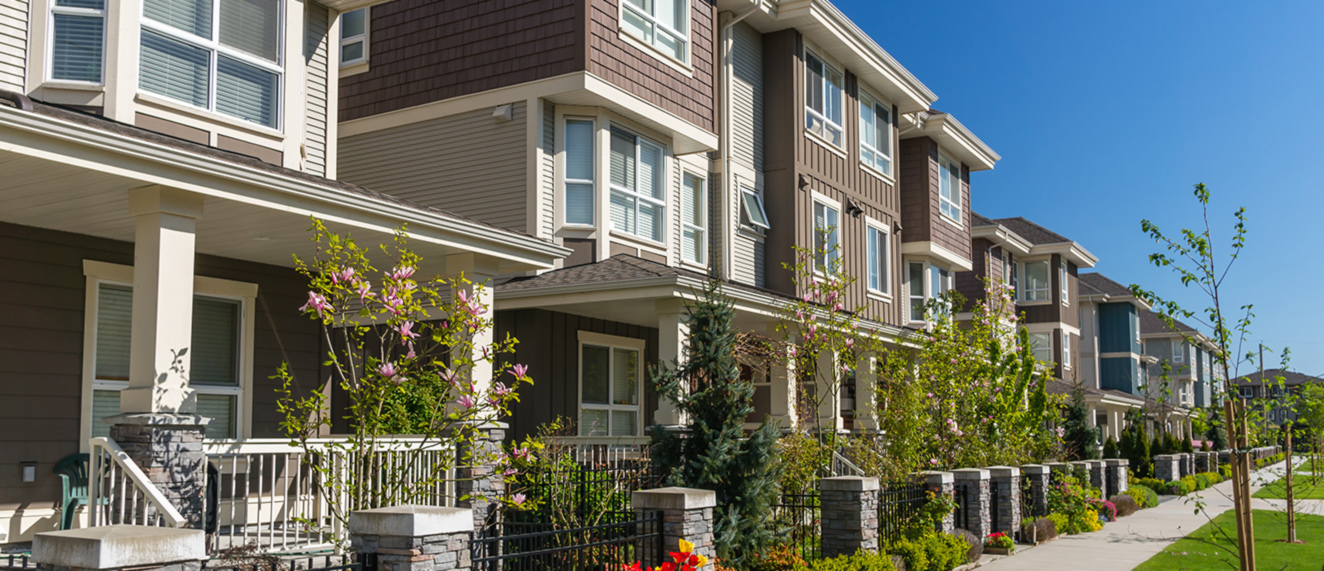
[832,0,1324,376]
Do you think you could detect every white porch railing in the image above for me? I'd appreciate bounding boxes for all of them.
[88,437,188,528]
[544,436,652,465]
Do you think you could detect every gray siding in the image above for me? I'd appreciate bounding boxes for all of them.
[0,0,27,93]
[302,2,330,178]
[541,99,556,240]
[339,102,529,231]
[729,22,765,287]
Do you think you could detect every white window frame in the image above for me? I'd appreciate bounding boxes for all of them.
[608,126,668,244]
[1062,331,1072,369]
[858,89,892,177]
[139,0,286,129]
[906,260,952,323]
[562,117,597,227]
[577,331,646,437]
[619,0,690,64]
[1019,259,1051,302]
[1060,260,1070,306]
[812,194,841,277]
[740,186,770,230]
[804,49,844,149]
[79,261,257,447]
[339,7,368,67]
[681,170,707,266]
[1027,331,1054,364]
[937,151,962,224]
[1172,339,1185,363]
[865,218,891,297]
[49,0,107,84]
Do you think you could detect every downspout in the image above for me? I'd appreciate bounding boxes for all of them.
[717,4,759,280]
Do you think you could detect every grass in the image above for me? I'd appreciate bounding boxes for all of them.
[1253,473,1324,500]
[1135,509,1324,570]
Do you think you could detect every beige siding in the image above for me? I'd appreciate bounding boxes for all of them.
[730,22,764,287]
[540,99,556,240]
[339,103,529,231]
[0,0,27,93]
[302,2,330,177]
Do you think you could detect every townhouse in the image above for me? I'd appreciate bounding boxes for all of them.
[332,0,999,440]
[0,0,567,544]
[1232,369,1323,425]
[1140,311,1221,410]
[1075,272,1151,441]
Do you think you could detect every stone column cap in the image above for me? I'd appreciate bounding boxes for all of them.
[349,505,474,537]
[820,476,880,492]
[1155,454,1178,460]
[102,413,210,426]
[917,470,953,484]
[950,468,989,480]
[1020,464,1050,475]
[1046,462,1070,470]
[34,525,204,569]
[984,466,1020,478]
[633,487,717,510]
[1105,458,1129,466]
[1085,460,1105,468]
[1069,460,1091,467]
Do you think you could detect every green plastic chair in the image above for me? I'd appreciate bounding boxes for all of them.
[54,454,91,530]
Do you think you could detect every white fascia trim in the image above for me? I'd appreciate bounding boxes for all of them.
[900,241,973,272]
[970,223,1031,255]
[0,105,569,270]
[1027,241,1099,268]
[923,113,999,171]
[1100,394,1146,407]
[581,73,718,154]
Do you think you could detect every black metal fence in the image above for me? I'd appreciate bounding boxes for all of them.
[952,482,970,531]
[877,481,930,545]
[989,479,1002,533]
[202,553,369,571]
[1020,474,1039,520]
[772,492,821,561]
[515,459,662,517]
[0,553,33,570]
[471,509,663,571]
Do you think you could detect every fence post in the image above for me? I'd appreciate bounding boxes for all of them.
[1045,462,1070,484]
[454,422,507,531]
[1184,453,1196,478]
[819,477,880,558]
[1068,461,1090,484]
[985,467,1020,535]
[1020,465,1050,519]
[33,525,204,571]
[349,505,474,571]
[918,471,955,534]
[632,487,716,570]
[1154,454,1179,482]
[950,469,990,537]
[105,414,209,529]
[1104,459,1128,495]
[1085,460,1106,498]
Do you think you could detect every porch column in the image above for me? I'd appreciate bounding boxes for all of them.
[653,299,688,427]
[445,253,502,531]
[1109,407,1124,441]
[853,353,879,431]
[815,349,842,433]
[445,253,499,399]
[766,325,797,430]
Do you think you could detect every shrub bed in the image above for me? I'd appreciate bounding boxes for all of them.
[1110,494,1139,517]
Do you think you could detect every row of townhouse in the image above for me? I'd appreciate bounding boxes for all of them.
[1232,369,1324,425]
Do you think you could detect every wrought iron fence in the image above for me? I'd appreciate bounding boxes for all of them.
[1019,474,1039,520]
[201,552,370,571]
[772,492,821,561]
[877,481,930,546]
[471,509,663,571]
[0,553,34,570]
[989,479,1002,534]
[951,482,970,531]
[513,458,661,518]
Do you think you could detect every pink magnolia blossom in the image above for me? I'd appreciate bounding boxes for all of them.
[511,493,527,506]
[503,468,518,477]
[331,267,355,285]
[390,266,415,281]
[377,362,405,384]
[300,291,330,317]
[356,280,373,303]
[510,364,529,379]
[394,321,420,342]
[439,367,458,386]
[456,395,476,409]
[844,338,854,349]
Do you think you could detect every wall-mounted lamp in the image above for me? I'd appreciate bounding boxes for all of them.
[20,462,36,483]
[846,198,864,217]
[493,104,513,122]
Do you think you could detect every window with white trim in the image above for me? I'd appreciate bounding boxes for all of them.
[620,0,689,63]
[579,340,642,437]
[681,172,706,265]
[140,0,284,128]
[50,0,106,83]
[339,8,367,66]
[859,91,892,175]
[1002,250,1015,288]
[805,50,843,147]
[1028,331,1053,364]
[609,127,666,242]
[1059,260,1070,305]
[813,199,840,275]
[907,261,952,322]
[938,152,962,223]
[866,221,890,295]
[89,284,244,440]
[740,187,770,230]
[1062,331,1072,368]
[1172,339,1184,363]
[563,118,596,226]
[1019,260,1051,302]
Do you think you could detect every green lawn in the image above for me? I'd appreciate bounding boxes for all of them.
[1254,474,1324,499]
[1135,510,1324,570]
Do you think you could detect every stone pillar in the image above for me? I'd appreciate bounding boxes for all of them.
[34,526,204,571]
[1194,452,1208,473]
[454,422,506,531]
[1105,459,1128,495]
[1069,461,1090,484]
[1087,460,1106,497]
[106,415,209,529]
[951,469,990,537]
[919,471,955,533]
[654,299,689,427]
[1020,465,1050,519]
[1046,462,1071,485]
[820,477,880,558]
[349,506,474,571]
[986,466,1020,535]
[1185,454,1196,477]
[633,488,716,570]
[1154,454,1180,482]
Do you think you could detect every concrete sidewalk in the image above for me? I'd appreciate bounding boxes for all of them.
[976,462,1290,571]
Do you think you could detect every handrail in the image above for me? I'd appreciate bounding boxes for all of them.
[831,450,865,477]
[203,436,454,455]
[88,437,187,528]
[544,436,652,446]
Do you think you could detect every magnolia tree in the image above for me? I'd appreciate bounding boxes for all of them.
[275,220,532,545]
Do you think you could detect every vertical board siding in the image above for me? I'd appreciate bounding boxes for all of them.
[339,0,580,122]
[586,0,716,132]
[540,99,556,240]
[0,0,28,92]
[339,102,529,230]
[302,2,330,177]
[730,22,763,287]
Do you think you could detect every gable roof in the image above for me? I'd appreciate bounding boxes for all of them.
[1139,310,1198,335]
[1232,369,1324,387]
[993,217,1072,245]
[1079,273,1136,298]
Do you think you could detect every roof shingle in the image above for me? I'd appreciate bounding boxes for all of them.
[1078,273,1135,298]
[993,217,1072,245]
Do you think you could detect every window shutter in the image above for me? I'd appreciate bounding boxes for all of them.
[219,0,280,62]
[216,56,278,128]
[51,13,104,82]
[139,31,210,107]
[196,394,236,438]
[91,389,121,438]
[190,297,240,386]
[144,0,213,38]
[95,285,133,381]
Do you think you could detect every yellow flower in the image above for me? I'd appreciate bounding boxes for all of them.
[679,539,695,554]
[695,554,709,567]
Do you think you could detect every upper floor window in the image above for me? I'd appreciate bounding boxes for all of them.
[621,0,688,63]
[740,187,770,230]
[1172,339,1184,363]
[681,172,706,265]
[813,198,840,275]
[859,91,892,176]
[805,51,843,147]
[50,0,106,83]
[866,221,890,296]
[1060,260,1070,305]
[1062,331,1072,369]
[563,118,596,226]
[609,127,666,243]
[140,0,284,129]
[1019,260,1051,302]
[1028,331,1053,365]
[938,152,962,223]
[340,8,368,66]
[1002,250,1015,289]
[908,261,951,322]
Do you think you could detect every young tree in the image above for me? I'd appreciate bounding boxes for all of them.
[651,281,783,565]
[1297,384,1324,483]
[1061,380,1101,460]
[1103,436,1119,459]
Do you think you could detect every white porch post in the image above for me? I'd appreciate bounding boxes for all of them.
[446,252,499,397]
[766,325,797,430]
[121,186,204,414]
[854,353,879,431]
[1109,407,1124,441]
[816,349,842,432]
[653,299,688,427]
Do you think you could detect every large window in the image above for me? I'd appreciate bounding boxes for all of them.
[859,91,892,175]
[681,172,706,265]
[1028,332,1053,364]
[1020,260,1051,302]
[50,0,106,83]
[620,0,688,62]
[140,0,283,129]
[339,8,367,66]
[1060,260,1070,305]
[938,152,962,223]
[805,51,843,147]
[907,261,951,322]
[579,337,642,437]
[813,199,840,275]
[90,283,244,440]
[563,118,596,226]
[866,221,890,295]
[1172,339,1184,363]
[609,127,666,242]
[740,187,770,230]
